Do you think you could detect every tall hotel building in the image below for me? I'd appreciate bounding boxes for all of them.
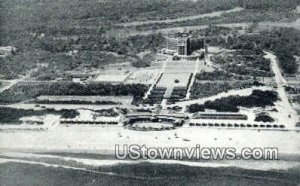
[177,33,191,56]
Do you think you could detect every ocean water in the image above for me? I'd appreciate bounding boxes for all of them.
[1,161,300,186]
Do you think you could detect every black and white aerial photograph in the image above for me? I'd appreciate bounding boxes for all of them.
[0,0,300,185]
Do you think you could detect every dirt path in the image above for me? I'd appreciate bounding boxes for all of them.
[264,51,297,128]
[258,18,300,31]
[0,68,38,93]
[115,17,300,38]
[119,7,243,27]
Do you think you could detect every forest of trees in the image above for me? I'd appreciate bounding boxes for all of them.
[0,107,79,123]
[1,0,299,80]
[0,82,149,104]
[190,81,255,99]
[189,90,278,113]
[215,28,300,74]
[0,31,166,79]
[254,114,275,123]
[195,70,251,81]
[241,0,298,10]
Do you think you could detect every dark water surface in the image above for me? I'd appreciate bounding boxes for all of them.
[1,162,300,186]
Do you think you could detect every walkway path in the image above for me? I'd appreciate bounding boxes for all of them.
[185,58,201,100]
[263,51,297,127]
[0,68,38,93]
[143,57,169,100]
[119,7,243,27]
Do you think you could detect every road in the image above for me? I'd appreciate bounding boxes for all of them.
[263,51,287,85]
[119,7,243,27]
[264,51,298,127]
[258,18,300,31]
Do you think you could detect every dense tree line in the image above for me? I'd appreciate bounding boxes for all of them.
[222,28,300,74]
[136,4,298,32]
[1,0,299,81]
[0,53,37,79]
[131,52,157,68]
[0,82,149,104]
[195,70,251,81]
[204,27,300,75]
[254,114,275,123]
[189,90,278,113]
[1,32,165,80]
[0,107,79,123]
[37,33,165,55]
[1,0,168,80]
[190,81,255,99]
[4,0,297,27]
[95,109,119,117]
[241,0,298,10]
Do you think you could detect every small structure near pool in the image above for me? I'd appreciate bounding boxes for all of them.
[123,113,186,131]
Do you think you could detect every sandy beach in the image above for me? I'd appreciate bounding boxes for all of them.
[1,125,299,158]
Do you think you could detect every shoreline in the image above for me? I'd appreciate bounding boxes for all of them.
[1,146,300,162]
[1,125,300,171]
[1,151,300,172]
